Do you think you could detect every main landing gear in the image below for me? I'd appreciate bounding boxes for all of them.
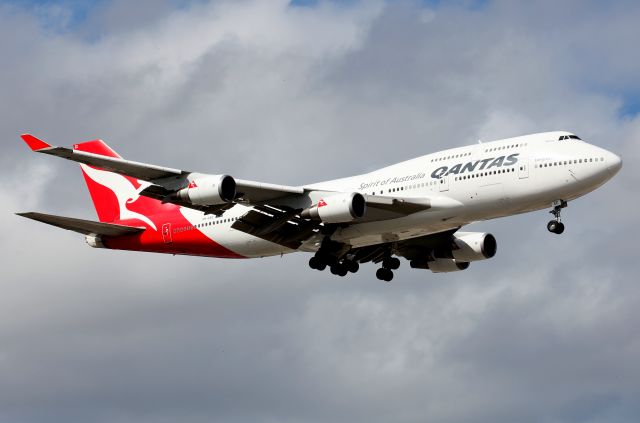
[376,256,400,282]
[309,254,359,277]
[547,200,567,234]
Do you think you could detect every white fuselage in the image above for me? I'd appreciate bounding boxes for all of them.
[180,131,622,257]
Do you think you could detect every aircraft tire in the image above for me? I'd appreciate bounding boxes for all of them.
[376,268,393,282]
[309,256,319,269]
[386,257,401,270]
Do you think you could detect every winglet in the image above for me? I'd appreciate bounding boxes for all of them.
[21,133,52,151]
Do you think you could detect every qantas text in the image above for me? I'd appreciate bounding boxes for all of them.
[430,153,519,179]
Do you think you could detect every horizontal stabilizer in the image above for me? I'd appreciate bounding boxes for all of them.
[16,212,145,236]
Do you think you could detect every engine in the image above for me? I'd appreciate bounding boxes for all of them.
[301,192,366,224]
[408,232,496,274]
[434,232,497,262]
[410,257,469,273]
[428,258,469,273]
[175,174,236,206]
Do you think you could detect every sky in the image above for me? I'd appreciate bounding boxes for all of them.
[1,1,639,422]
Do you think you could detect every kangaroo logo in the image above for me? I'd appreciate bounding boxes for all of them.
[80,164,158,230]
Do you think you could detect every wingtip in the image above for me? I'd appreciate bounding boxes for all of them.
[21,133,52,151]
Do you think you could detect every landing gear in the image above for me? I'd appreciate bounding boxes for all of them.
[344,260,359,273]
[310,253,359,276]
[382,257,400,270]
[376,267,394,282]
[376,254,400,282]
[547,200,567,235]
[330,263,348,277]
[547,220,565,234]
[308,255,326,271]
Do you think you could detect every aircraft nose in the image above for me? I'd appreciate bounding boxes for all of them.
[607,152,623,176]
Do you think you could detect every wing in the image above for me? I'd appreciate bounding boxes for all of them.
[21,134,303,204]
[22,134,185,180]
[16,212,145,236]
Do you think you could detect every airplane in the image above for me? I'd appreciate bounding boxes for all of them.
[17,131,622,281]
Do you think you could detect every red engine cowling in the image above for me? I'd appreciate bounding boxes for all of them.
[301,192,366,224]
[175,175,236,206]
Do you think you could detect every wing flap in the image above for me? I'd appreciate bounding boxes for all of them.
[232,205,318,250]
[16,212,145,236]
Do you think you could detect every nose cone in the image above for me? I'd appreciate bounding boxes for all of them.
[607,152,623,176]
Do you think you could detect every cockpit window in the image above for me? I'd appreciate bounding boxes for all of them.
[558,135,582,141]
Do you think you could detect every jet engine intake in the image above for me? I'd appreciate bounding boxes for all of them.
[301,192,366,224]
[175,175,236,206]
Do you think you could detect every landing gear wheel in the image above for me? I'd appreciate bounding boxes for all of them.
[345,260,359,273]
[309,256,327,271]
[547,200,568,235]
[547,220,565,234]
[382,257,401,270]
[330,263,348,277]
[376,268,394,282]
[309,256,319,270]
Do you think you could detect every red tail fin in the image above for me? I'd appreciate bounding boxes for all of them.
[75,140,121,222]
[74,140,173,228]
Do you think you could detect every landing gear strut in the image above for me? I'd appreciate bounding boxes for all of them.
[547,200,567,234]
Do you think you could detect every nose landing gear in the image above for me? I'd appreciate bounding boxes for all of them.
[547,200,567,234]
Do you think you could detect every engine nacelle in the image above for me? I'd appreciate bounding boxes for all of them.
[434,232,497,262]
[428,258,469,273]
[175,174,236,206]
[301,192,366,224]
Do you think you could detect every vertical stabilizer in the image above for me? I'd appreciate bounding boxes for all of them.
[74,140,163,229]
